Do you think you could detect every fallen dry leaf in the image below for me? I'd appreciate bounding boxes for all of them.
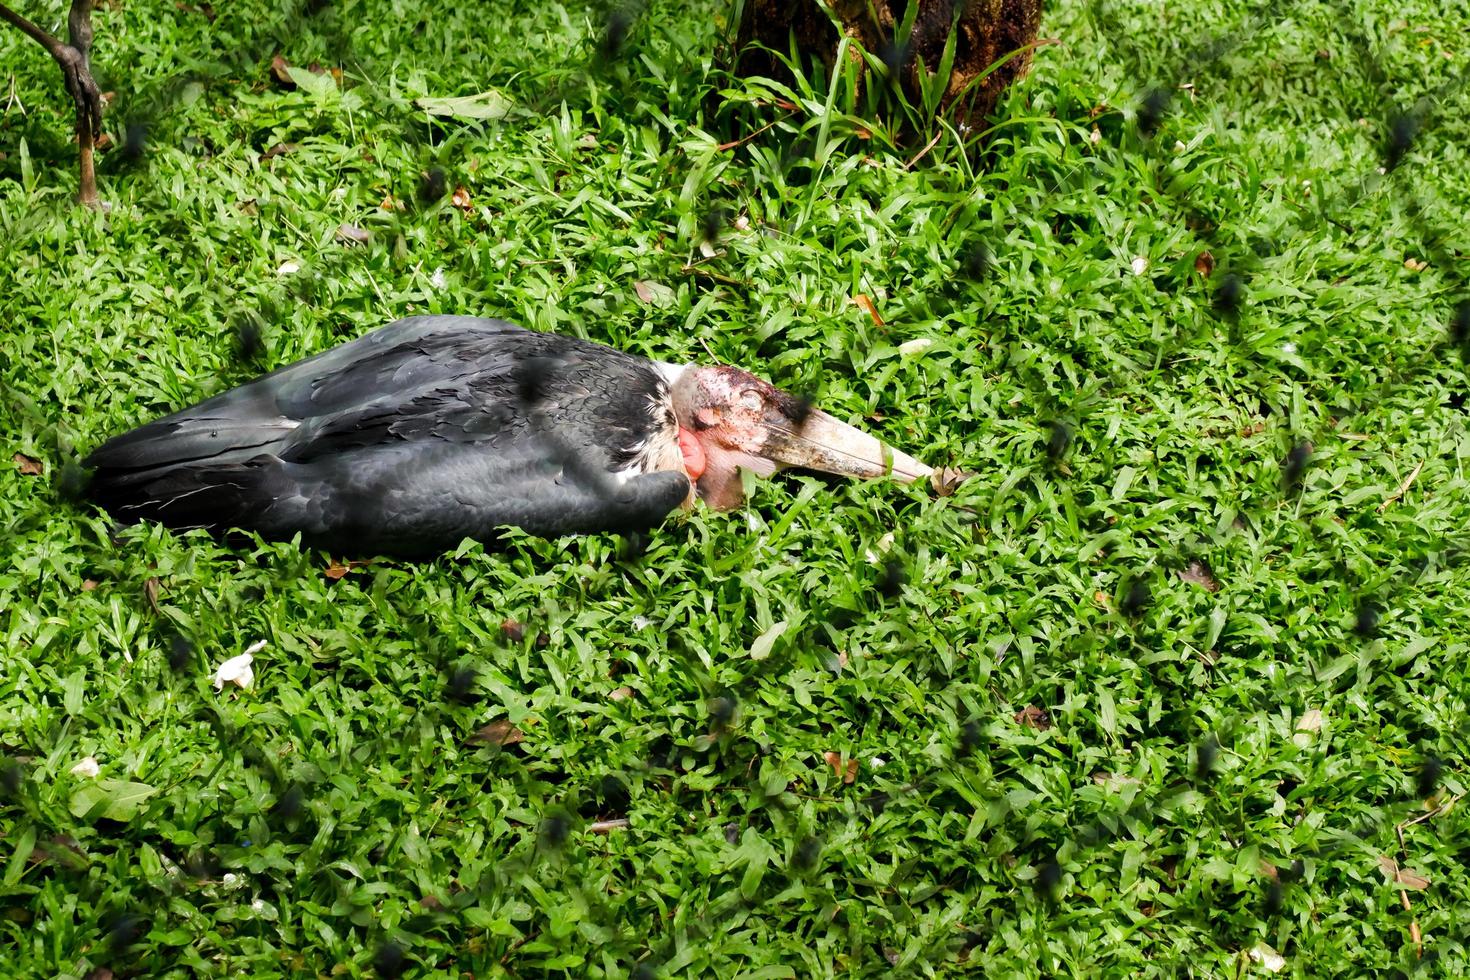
[93,133,113,152]
[81,580,98,592]
[1404,257,1428,271]
[852,294,884,326]
[588,818,630,833]
[260,142,299,161]
[501,618,525,642]
[379,194,405,212]
[144,576,162,614]
[468,720,524,747]
[1378,855,1430,890]
[1248,942,1286,972]
[1240,421,1266,437]
[451,186,473,212]
[608,686,635,701]
[269,54,294,87]
[335,224,371,246]
[1194,250,1215,277]
[931,468,973,497]
[822,751,859,784]
[1015,705,1051,731]
[323,558,371,580]
[1178,559,1220,592]
[13,453,43,476]
[634,280,675,306]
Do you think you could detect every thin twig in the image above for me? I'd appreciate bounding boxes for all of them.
[1378,460,1424,512]
[586,818,629,834]
[904,131,943,170]
[717,113,789,152]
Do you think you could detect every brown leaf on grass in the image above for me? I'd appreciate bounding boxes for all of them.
[608,686,635,701]
[93,133,114,152]
[852,293,884,326]
[468,720,524,746]
[323,558,371,580]
[13,453,43,475]
[81,580,98,592]
[634,280,675,306]
[451,186,473,212]
[931,468,973,497]
[335,224,371,246]
[143,577,163,614]
[270,54,294,87]
[501,618,525,642]
[1240,421,1266,438]
[1015,705,1051,731]
[175,1,215,18]
[1194,250,1215,277]
[1378,856,1430,889]
[1178,559,1220,592]
[822,751,859,784]
[260,142,299,161]
[379,194,405,212]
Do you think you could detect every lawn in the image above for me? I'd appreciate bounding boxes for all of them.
[2,0,1468,975]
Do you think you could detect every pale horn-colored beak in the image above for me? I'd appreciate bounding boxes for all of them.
[762,409,934,483]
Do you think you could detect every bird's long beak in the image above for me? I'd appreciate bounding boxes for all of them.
[762,409,934,483]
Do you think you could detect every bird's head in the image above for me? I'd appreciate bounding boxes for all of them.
[668,365,933,510]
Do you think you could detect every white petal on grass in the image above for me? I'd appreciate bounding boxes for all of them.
[70,756,100,778]
[1130,256,1149,276]
[275,260,300,276]
[430,266,447,289]
[898,338,933,356]
[215,640,266,691]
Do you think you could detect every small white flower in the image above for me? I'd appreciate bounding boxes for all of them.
[222,872,244,890]
[898,338,933,356]
[631,615,650,630]
[275,260,300,276]
[1282,342,1297,354]
[746,512,761,532]
[1089,127,1101,145]
[1173,140,1186,153]
[871,756,887,768]
[1130,256,1149,276]
[430,266,447,289]
[214,640,265,691]
[251,899,266,913]
[70,756,100,778]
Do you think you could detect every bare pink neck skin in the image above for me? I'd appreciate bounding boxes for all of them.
[677,427,706,480]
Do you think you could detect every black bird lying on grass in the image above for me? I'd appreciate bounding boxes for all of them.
[85,316,935,558]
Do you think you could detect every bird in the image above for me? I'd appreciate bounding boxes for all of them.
[84,315,935,558]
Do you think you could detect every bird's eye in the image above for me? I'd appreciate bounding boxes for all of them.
[740,389,764,412]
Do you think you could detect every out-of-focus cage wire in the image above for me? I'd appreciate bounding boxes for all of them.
[2,0,1465,975]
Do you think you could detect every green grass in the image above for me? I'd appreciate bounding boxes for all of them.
[3,0,1469,975]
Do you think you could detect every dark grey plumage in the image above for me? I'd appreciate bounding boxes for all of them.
[85,316,690,558]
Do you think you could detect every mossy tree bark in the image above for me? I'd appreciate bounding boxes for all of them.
[734,0,1043,136]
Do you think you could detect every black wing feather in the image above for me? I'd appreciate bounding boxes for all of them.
[85,316,687,556]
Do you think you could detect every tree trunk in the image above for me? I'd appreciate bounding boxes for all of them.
[734,0,1043,137]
